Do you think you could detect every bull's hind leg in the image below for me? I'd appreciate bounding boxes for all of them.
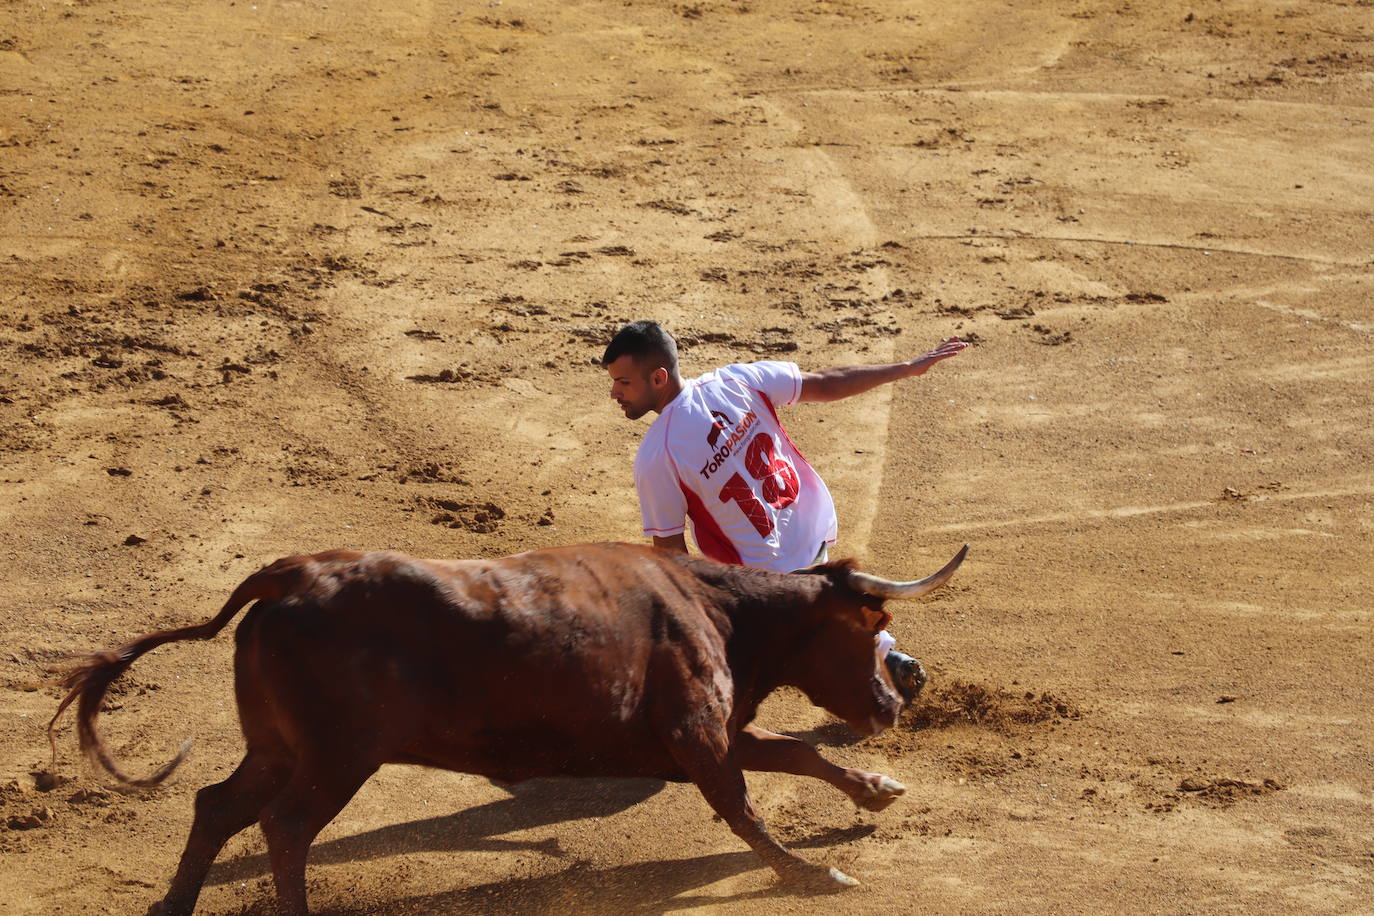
[152,750,292,916]
[735,725,905,812]
[258,757,378,916]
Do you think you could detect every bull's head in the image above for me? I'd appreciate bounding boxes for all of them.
[791,545,968,736]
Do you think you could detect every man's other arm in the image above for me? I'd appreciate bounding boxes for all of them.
[798,337,967,403]
[652,533,689,554]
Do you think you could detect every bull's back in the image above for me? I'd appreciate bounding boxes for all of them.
[232,544,713,780]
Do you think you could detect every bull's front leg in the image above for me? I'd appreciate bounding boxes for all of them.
[669,734,859,892]
[735,724,906,812]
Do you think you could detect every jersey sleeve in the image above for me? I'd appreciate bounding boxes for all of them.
[716,360,802,407]
[634,449,688,537]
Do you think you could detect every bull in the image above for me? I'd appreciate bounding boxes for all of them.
[49,541,968,915]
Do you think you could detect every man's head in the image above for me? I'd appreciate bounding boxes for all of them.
[602,320,682,420]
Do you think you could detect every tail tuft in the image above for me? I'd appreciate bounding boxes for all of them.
[47,566,279,786]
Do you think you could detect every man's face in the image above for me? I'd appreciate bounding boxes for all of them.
[606,354,660,420]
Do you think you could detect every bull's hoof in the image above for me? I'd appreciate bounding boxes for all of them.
[821,867,860,890]
[780,863,861,893]
[856,775,906,812]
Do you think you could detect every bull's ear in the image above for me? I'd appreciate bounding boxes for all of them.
[860,605,892,635]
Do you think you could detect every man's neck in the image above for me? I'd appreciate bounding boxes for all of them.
[653,375,684,413]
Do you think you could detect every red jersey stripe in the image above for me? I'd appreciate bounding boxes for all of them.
[679,480,744,565]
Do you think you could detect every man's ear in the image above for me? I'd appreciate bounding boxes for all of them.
[650,366,668,388]
[861,605,892,635]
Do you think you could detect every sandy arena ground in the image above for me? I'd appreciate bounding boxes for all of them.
[2,0,1372,913]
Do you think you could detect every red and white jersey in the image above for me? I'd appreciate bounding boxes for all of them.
[634,361,837,573]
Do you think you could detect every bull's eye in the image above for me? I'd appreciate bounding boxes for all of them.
[861,605,892,635]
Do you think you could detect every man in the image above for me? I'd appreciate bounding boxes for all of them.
[602,320,967,697]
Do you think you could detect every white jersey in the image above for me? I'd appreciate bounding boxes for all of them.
[634,361,837,573]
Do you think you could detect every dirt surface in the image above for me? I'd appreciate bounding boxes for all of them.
[3,0,1372,912]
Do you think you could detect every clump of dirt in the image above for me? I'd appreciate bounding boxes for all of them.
[398,463,469,485]
[406,366,497,386]
[1029,323,1073,345]
[2,778,57,841]
[675,330,739,348]
[638,199,696,216]
[1144,776,1284,814]
[422,498,506,534]
[1178,776,1283,805]
[907,680,1081,733]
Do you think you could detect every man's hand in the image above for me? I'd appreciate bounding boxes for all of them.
[907,337,968,376]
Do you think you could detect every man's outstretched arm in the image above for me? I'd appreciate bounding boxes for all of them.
[798,337,967,403]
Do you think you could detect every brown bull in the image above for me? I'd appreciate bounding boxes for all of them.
[50,541,967,915]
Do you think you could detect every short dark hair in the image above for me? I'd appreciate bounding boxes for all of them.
[601,320,678,371]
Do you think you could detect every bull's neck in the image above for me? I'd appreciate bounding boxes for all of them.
[697,563,826,716]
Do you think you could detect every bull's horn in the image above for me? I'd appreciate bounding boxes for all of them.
[846,544,968,600]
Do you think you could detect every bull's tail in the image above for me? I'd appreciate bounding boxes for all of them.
[46,562,299,787]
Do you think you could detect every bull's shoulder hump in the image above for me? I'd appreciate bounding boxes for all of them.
[418,543,688,595]
[509,541,656,560]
